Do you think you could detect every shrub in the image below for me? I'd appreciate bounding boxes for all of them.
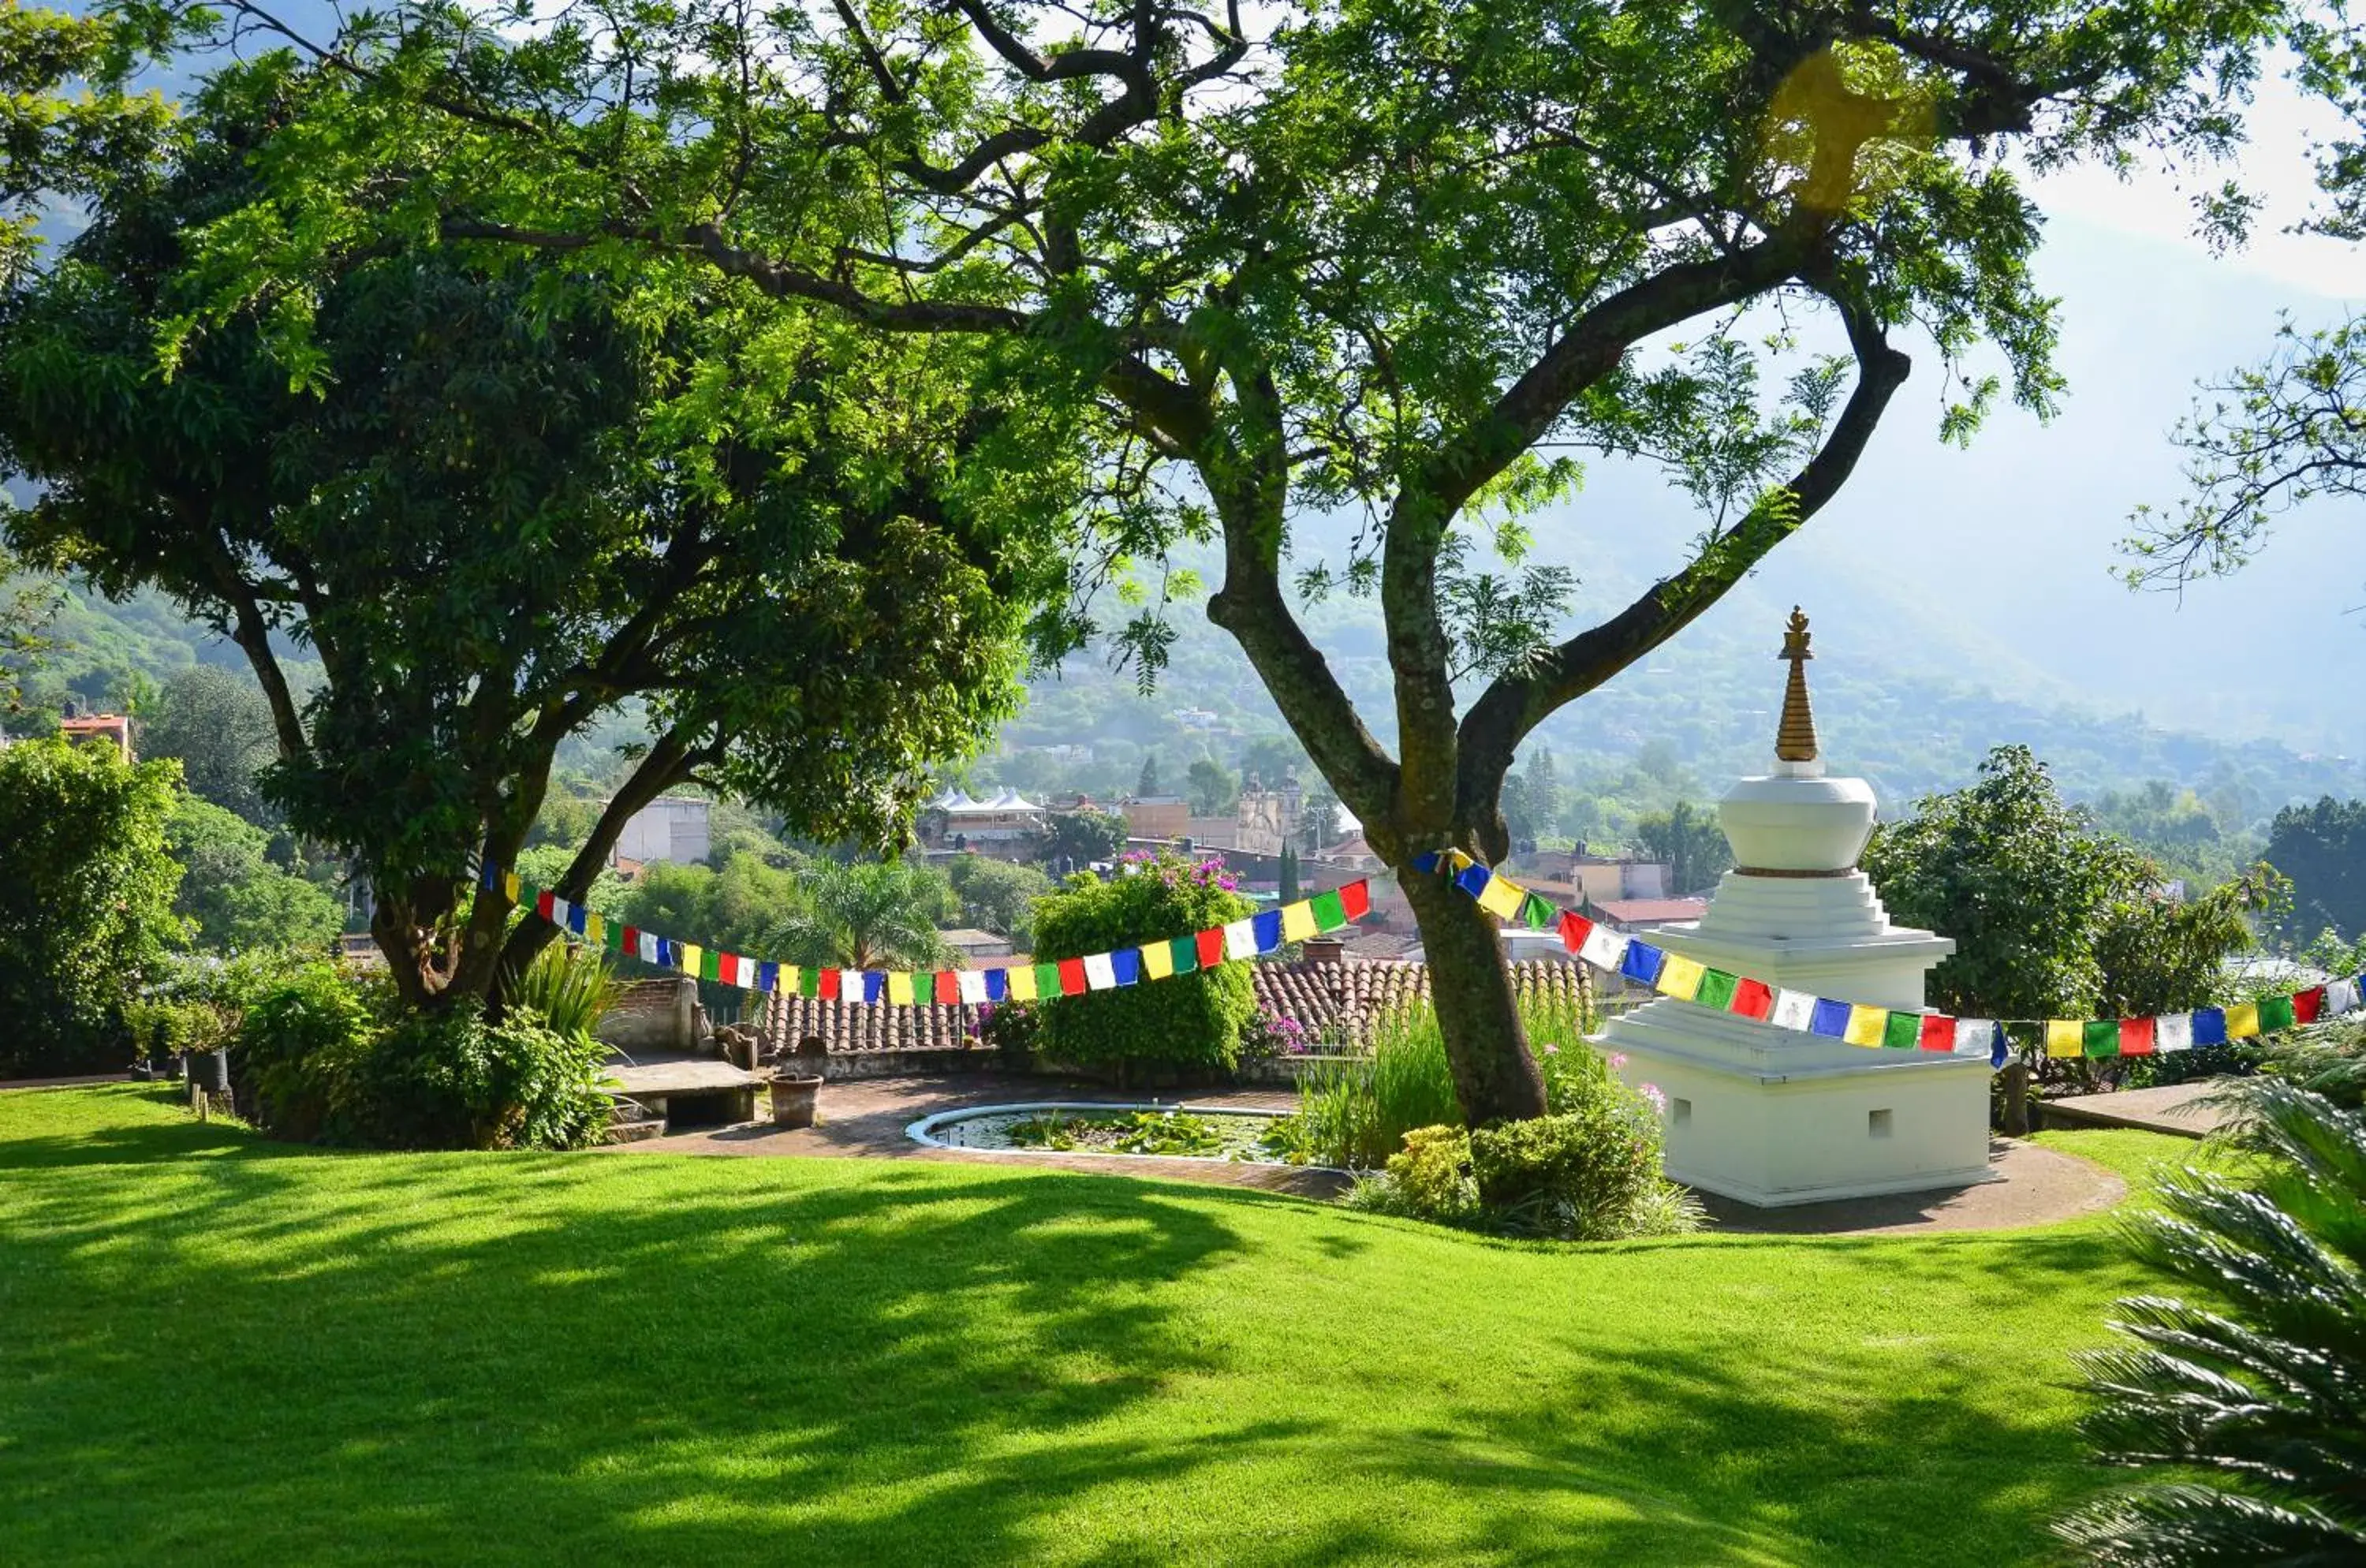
[325,1003,614,1152]
[233,961,378,1142]
[0,737,186,1076]
[1470,1110,1660,1239]
[1381,1125,1480,1223]
[1298,1003,1465,1168]
[501,941,620,1040]
[1028,853,1253,1077]
[977,1000,1040,1071]
[123,995,237,1062]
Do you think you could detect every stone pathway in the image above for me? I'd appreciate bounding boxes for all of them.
[610,1073,2129,1230]
[2042,1081,2234,1140]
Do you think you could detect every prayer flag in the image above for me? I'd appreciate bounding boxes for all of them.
[2258,994,2297,1032]
[1953,1017,1995,1055]
[2192,1006,2227,1046]
[1558,911,1592,954]
[1521,892,1557,930]
[2044,1020,2085,1058]
[1918,1014,1955,1051]
[886,972,914,1006]
[1142,942,1175,982]
[1035,962,1062,999]
[503,872,521,903]
[935,971,960,1006]
[1113,948,1142,987]
[830,969,855,1000]
[584,912,605,946]
[2327,979,2361,1016]
[1620,941,1666,987]
[1172,935,1202,976]
[480,859,499,891]
[957,970,988,1005]
[679,942,702,977]
[1579,923,1628,973]
[1808,999,1852,1038]
[603,917,625,953]
[2082,1018,2119,1058]
[2226,1001,2262,1039]
[714,954,738,987]
[1771,990,1818,1032]
[536,890,555,920]
[1881,1010,1922,1050]
[1223,920,1258,961]
[1989,1025,2011,1069]
[862,972,886,1004]
[1058,958,1088,996]
[1251,909,1285,952]
[1844,1005,1888,1047]
[1195,928,1226,969]
[1281,901,1319,943]
[1477,872,1526,920]
[1006,965,1037,1002]
[1456,864,1493,900]
[566,902,587,937]
[1338,881,1371,921]
[1083,952,1118,991]
[759,961,780,994]
[636,930,659,965]
[1655,954,1706,1002]
[2294,986,2326,1025]
[1695,969,1739,1012]
[984,969,1006,1002]
[2156,1014,2192,1052]
[1312,889,1349,931]
[2119,1017,2156,1056]
[700,947,721,984]
[1730,977,1774,1021]
[800,965,823,999]
[1409,852,1441,874]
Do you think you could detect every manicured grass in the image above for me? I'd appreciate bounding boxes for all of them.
[0,1085,2191,1566]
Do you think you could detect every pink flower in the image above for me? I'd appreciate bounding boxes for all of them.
[1608,1051,1629,1070]
[1639,1082,1669,1115]
[1542,1043,1559,1055]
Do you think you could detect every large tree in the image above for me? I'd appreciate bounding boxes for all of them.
[0,58,1099,1013]
[129,0,2278,1118]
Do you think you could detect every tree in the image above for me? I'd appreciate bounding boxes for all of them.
[0,736,185,1076]
[1278,842,1301,905]
[947,855,1052,947]
[166,794,342,953]
[1136,753,1162,797]
[1864,746,2277,1023]
[147,0,2281,1121]
[767,860,953,973]
[1032,809,1129,871]
[0,61,1094,1018]
[1634,801,1732,897]
[2267,797,2366,944]
[1186,760,1239,819]
[142,666,279,827]
[2056,1081,2366,1566]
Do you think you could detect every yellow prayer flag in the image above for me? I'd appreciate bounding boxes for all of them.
[1844,1005,1889,1047]
[886,972,914,1006]
[1141,941,1174,981]
[1477,872,1526,920]
[583,912,604,946]
[679,943,702,976]
[1281,900,1319,943]
[1006,965,1038,1002]
[2225,1001,2262,1039]
[1655,953,1706,1001]
[502,872,521,902]
[2044,1020,2086,1058]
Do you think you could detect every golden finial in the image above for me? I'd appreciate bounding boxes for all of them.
[1775,607,1819,763]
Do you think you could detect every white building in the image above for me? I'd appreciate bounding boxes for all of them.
[612,797,711,867]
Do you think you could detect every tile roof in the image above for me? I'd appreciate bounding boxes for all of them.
[1592,898,1708,926]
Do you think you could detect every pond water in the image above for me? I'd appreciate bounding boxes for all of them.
[908,1103,1310,1165]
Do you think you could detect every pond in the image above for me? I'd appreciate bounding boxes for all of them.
[906,1102,1328,1167]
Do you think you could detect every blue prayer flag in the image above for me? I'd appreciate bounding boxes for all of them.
[862,971,886,1004]
[1252,909,1285,951]
[1620,941,1665,987]
[1112,949,1141,986]
[2192,1006,2228,1047]
[1989,1025,2010,1070]
[480,860,498,891]
[1409,852,1441,874]
[985,969,1007,1002]
[757,961,778,994]
[1455,864,1492,898]
[567,903,588,935]
[1809,999,1853,1038]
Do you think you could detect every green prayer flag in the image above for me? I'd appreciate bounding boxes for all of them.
[1169,935,1199,976]
[2082,1018,2120,1058]
[602,920,625,953]
[1521,891,1556,930]
[799,966,821,999]
[700,947,722,984]
[1036,962,1063,999]
[1694,969,1738,1011]
[2258,994,2297,1033]
[1882,1010,1921,1050]
[1310,889,1347,931]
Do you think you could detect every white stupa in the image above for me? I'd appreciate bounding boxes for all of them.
[1603,610,1993,1207]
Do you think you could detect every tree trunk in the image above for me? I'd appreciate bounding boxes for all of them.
[1400,868,1547,1126]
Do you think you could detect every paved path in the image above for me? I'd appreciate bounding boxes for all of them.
[611,1074,2129,1230]
[2042,1081,2234,1140]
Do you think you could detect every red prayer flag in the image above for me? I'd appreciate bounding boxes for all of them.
[2119,1017,2157,1056]
[536,890,555,919]
[620,925,639,951]
[1729,977,1774,1020]
[1338,880,1371,921]
[934,971,959,1005]
[2296,986,2327,1024]
[1918,1014,1956,1051]
[1195,928,1226,969]
[1558,910,1592,954]
[818,969,841,1001]
[1058,957,1088,996]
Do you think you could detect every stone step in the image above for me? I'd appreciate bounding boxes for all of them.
[603,1114,669,1144]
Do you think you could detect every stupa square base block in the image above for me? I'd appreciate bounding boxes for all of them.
[1614,1036,1995,1207]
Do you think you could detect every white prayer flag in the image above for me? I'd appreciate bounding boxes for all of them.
[2327,979,2361,1017]
[2156,1014,2194,1053]
[838,969,863,999]
[547,895,571,929]
[1223,920,1258,961]
[637,931,660,965]
[1770,989,1817,1032]
[1578,925,1629,972]
[1954,1018,1995,1055]
[1083,952,1119,990]
[956,970,988,1005]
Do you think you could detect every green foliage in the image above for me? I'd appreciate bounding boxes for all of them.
[1029,855,1253,1074]
[514,845,629,924]
[2056,1081,2366,1565]
[1030,810,1127,871]
[1371,1126,1482,1225]
[1633,800,1733,896]
[765,859,953,972]
[2266,796,2366,946]
[121,995,235,1062]
[946,855,1051,946]
[140,666,279,827]
[501,943,621,1042]
[978,999,1040,1071]
[233,961,378,1144]
[1297,1004,1465,1170]
[1468,1104,1679,1242]
[1185,760,1237,818]
[325,1004,613,1152]
[1866,746,2274,1023]
[0,736,185,1075]
[166,795,341,954]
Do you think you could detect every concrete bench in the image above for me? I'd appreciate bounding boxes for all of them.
[606,1059,764,1130]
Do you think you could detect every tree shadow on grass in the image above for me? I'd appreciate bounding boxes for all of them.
[0,1123,2145,1566]
[0,1087,308,1170]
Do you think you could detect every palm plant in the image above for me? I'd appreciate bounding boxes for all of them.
[2056,1079,2366,1564]
[767,860,951,972]
[501,941,621,1040]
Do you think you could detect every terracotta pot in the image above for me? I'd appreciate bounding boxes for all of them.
[769,1074,823,1129]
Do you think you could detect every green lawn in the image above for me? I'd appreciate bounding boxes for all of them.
[0,1085,2200,1566]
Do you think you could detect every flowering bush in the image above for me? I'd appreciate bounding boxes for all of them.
[1030,853,1255,1076]
[1240,1008,1311,1065]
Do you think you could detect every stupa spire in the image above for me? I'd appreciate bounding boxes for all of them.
[1775,607,1819,766]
